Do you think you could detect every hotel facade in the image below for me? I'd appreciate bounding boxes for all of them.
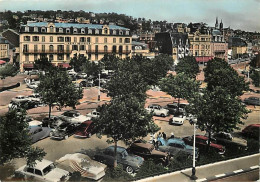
[19,22,132,72]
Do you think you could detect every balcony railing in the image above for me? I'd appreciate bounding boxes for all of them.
[23,50,72,54]
[85,50,131,54]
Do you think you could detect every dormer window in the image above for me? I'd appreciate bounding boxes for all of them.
[81,28,85,34]
[25,26,29,32]
[95,29,99,34]
[59,28,63,33]
[88,29,92,34]
[66,28,70,33]
[119,30,123,35]
[50,26,54,33]
[113,30,116,35]
[73,28,78,33]
[41,27,46,32]
[125,31,129,35]
[104,28,108,34]
[34,27,38,32]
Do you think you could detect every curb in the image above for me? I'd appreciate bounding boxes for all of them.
[196,165,259,182]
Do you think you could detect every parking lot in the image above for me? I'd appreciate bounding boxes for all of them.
[0,72,259,178]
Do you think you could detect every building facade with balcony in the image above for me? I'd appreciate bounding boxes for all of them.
[0,37,9,60]
[19,22,132,72]
[210,29,228,60]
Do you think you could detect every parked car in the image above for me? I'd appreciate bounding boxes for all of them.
[27,93,41,102]
[94,146,144,174]
[28,120,43,128]
[27,81,40,89]
[156,137,199,159]
[50,122,78,140]
[169,112,187,125]
[243,97,260,106]
[8,100,39,110]
[11,95,29,103]
[15,159,70,182]
[145,104,169,117]
[29,126,51,143]
[164,103,185,114]
[242,124,260,139]
[74,120,94,138]
[211,132,247,150]
[56,153,106,180]
[86,109,100,119]
[127,142,170,165]
[60,110,91,124]
[182,135,225,155]
[42,115,65,129]
[77,73,88,79]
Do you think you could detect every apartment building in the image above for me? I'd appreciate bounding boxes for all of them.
[19,22,132,72]
[211,29,228,60]
[0,37,9,60]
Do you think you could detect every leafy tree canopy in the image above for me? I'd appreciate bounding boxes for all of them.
[82,59,102,78]
[204,58,249,96]
[35,67,83,118]
[0,110,45,166]
[33,57,53,71]
[175,56,200,79]
[187,86,249,145]
[99,54,122,71]
[159,73,200,110]
[69,54,88,73]
[0,64,18,79]
[250,70,260,87]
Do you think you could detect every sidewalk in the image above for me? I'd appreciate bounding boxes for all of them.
[137,153,260,182]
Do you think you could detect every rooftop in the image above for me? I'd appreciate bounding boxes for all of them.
[23,22,129,30]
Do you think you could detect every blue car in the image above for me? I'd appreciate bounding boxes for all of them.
[156,137,199,159]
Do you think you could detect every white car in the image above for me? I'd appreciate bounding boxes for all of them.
[28,120,43,128]
[27,81,40,89]
[145,104,169,117]
[11,95,29,103]
[56,153,106,180]
[77,73,88,79]
[28,93,41,102]
[169,113,187,125]
[15,159,70,182]
[86,109,100,119]
[60,110,91,124]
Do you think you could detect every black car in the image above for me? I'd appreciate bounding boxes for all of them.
[42,116,65,128]
[50,123,77,140]
[9,100,39,111]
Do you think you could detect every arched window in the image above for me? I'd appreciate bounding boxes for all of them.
[34,27,38,32]
[104,28,108,34]
[66,28,70,33]
[113,30,116,35]
[50,26,54,33]
[119,30,123,35]
[25,26,29,32]
[49,45,54,52]
[88,29,92,34]
[81,28,85,34]
[104,45,108,53]
[41,27,46,32]
[59,28,63,33]
[125,31,129,35]
[73,28,78,33]
[95,29,99,34]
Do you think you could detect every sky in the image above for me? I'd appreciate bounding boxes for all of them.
[0,0,259,32]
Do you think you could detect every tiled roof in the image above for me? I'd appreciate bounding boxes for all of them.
[23,22,129,30]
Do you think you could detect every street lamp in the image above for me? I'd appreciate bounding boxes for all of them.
[190,118,198,180]
[98,73,101,101]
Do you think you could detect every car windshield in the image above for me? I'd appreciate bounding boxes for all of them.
[43,163,56,175]
[173,113,183,117]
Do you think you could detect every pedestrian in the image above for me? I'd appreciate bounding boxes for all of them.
[170,132,175,139]
[157,132,162,139]
[162,132,166,140]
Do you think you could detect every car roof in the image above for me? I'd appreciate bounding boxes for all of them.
[247,124,260,127]
[131,142,153,149]
[31,159,53,170]
[106,146,126,153]
[29,126,42,132]
[196,135,208,140]
[63,110,79,114]
[167,138,184,144]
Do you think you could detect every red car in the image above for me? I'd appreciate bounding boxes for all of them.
[74,120,94,138]
[182,135,225,155]
[242,124,260,139]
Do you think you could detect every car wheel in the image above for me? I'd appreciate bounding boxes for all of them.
[160,113,166,117]
[125,166,134,174]
[65,135,69,140]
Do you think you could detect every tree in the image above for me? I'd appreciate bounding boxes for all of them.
[187,87,249,148]
[81,59,101,78]
[204,58,249,97]
[159,73,200,112]
[99,54,121,71]
[250,70,260,87]
[69,55,87,72]
[0,109,46,166]
[175,56,200,79]
[33,57,53,71]
[94,96,159,168]
[0,64,18,87]
[35,67,83,120]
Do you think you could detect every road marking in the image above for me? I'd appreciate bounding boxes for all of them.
[215,173,226,178]
[233,169,244,173]
[250,165,259,169]
[196,178,207,182]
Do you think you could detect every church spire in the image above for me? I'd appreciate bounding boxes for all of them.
[215,17,219,29]
[220,19,223,30]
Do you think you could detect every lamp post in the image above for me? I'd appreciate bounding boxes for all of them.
[190,118,198,180]
[98,73,100,101]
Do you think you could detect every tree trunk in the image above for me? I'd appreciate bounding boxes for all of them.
[113,140,118,168]
[48,104,52,127]
[177,97,180,112]
[207,131,211,152]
